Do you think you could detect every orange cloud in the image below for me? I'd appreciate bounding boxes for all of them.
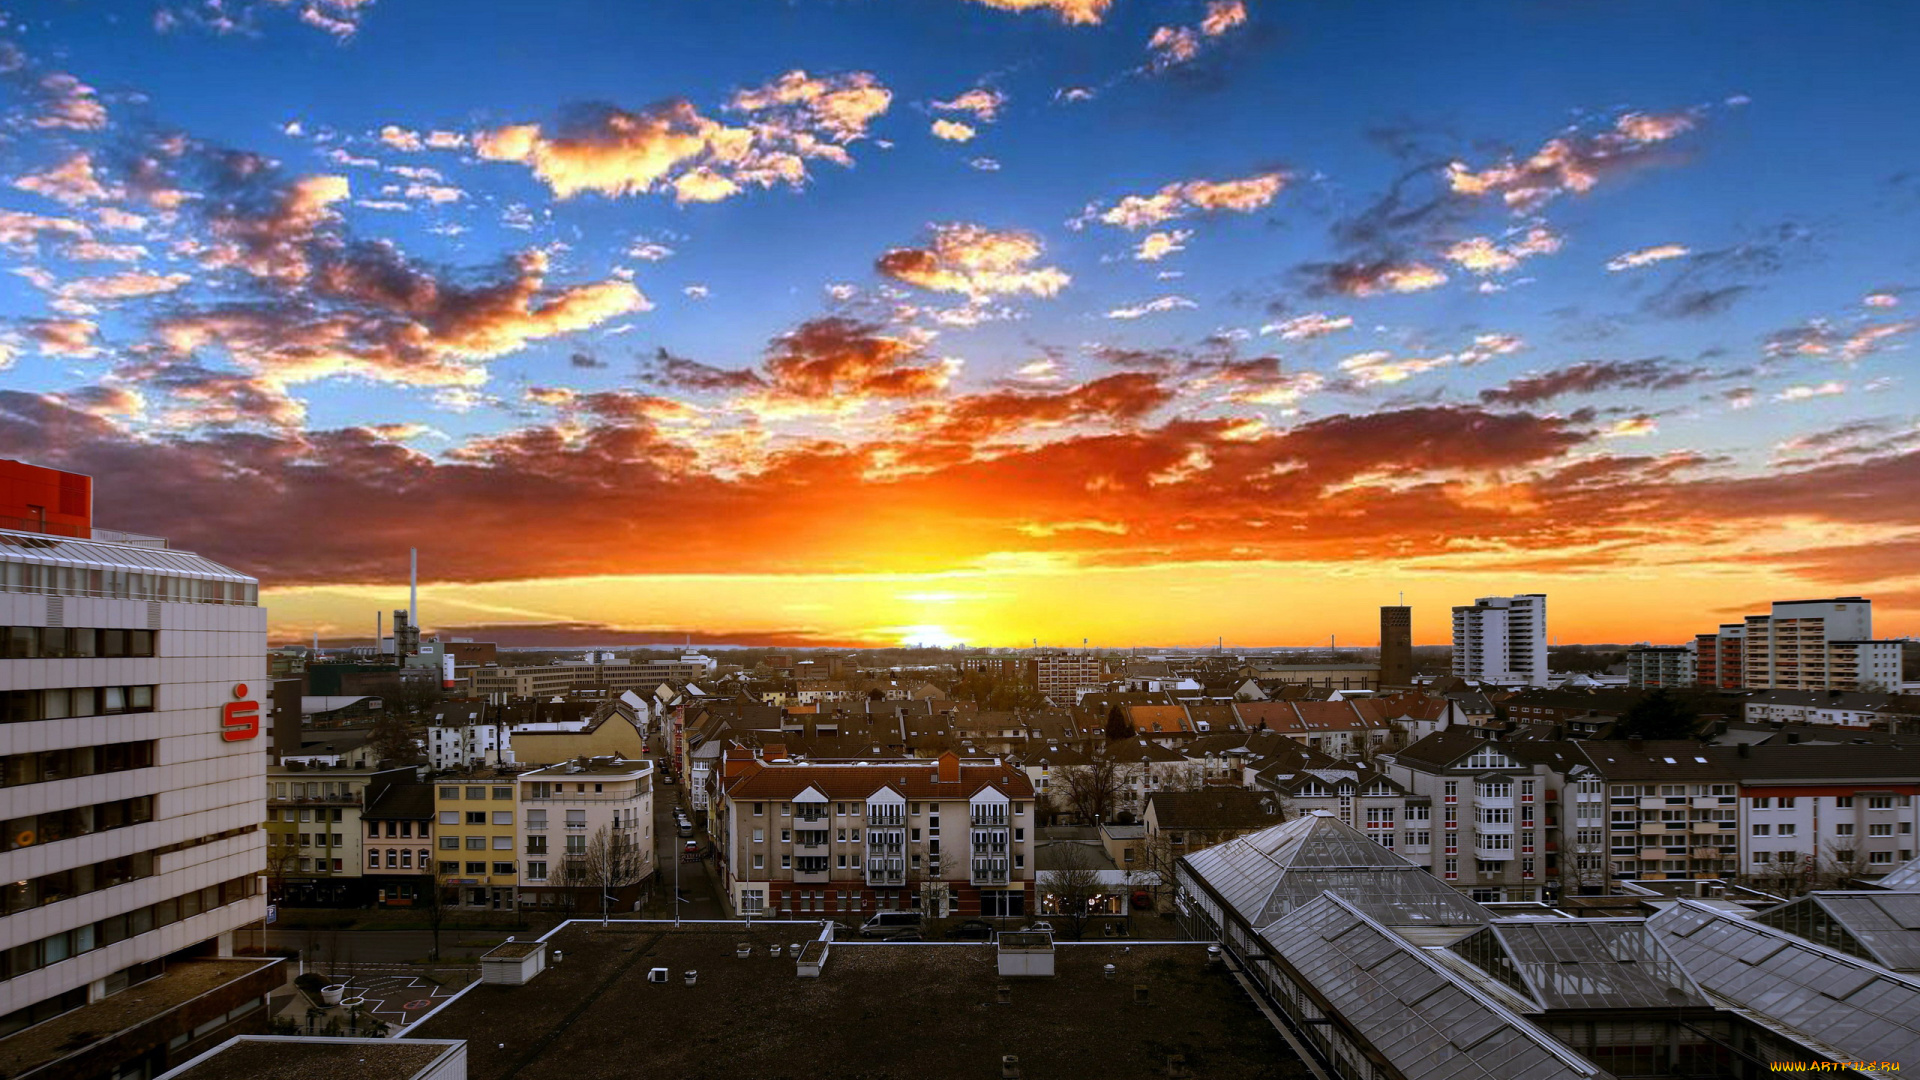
[475,70,889,203]
[34,73,108,131]
[932,87,1006,123]
[1132,229,1191,261]
[1441,227,1561,275]
[1446,110,1696,213]
[1090,172,1286,230]
[968,0,1110,24]
[14,153,115,206]
[877,223,1070,299]
[930,119,977,142]
[27,319,100,357]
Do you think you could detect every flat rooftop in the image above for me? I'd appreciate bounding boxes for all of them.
[418,924,1311,1080]
[0,959,279,1079]
[167,1037,458,1080]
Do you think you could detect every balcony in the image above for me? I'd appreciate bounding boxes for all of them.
[866,858,905,886]
[970,810,1009,827]
[793,859,830,884]
[1471,845,1514,861]
[970,858,1009,885]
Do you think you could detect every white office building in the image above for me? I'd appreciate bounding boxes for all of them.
[1,521,269,1047]
[1450,594,1548,687]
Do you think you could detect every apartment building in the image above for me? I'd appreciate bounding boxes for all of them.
[516,758,654,911]
[1694,623,1745,689]
[0,459,272,1066]
[715,752,1036,918]
[264,764,412,906]
[1033,653,1104,705]
[1735,597,1900,691]
[1450,594,1547,687]
[432,771,521,910]
[469,659,706,700]
[1625,645,1695,689]
[425,701,505,770]
[1380,730,1584,902]
[1727,745,1920,885]
[1579,742,1740,883]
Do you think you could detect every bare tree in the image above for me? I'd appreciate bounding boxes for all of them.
[1040,844,1106,941]
[1057,756,1123,825]
[424,884,450,962]
[1817,842,1873,890]
[560,824,649,923]
[1562,827,1612,896]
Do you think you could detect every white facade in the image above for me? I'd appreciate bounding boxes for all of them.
[515,759,654,902]
[0,532,266,1031]
[1450,594,1548,687]
[428,721,512,770]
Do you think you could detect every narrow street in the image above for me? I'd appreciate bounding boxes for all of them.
[651,753,726,921]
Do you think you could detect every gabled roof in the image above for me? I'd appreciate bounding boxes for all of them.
[1146,790,1286,831]
[1259,894,1607,1080]
[1451,919,1710,1011]
[1879,852,1920,892]
[1180,812,1490,932]
[1122,704,1191,733]
[1649,899,1920,1075]
[722,760,1034,801]
[1754,892,1920,972]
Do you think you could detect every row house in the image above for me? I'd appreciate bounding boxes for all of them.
[715,751,1036,919]
[1380,730,1586,904]
[265,764,413,906]
[359,779,434,907]
[1742,689,1920,730]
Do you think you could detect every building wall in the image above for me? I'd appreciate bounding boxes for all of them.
[515,762,653,908]
[432,778,520,908]
[717,786,1037,918]
[1381,751,1562,902]
[511,714,645,766]
[0,582,265,1023]
[1739,785,1919,882]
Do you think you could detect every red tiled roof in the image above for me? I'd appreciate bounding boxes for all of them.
[1124,704,1192,733]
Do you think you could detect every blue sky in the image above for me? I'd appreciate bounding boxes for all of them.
[1,0,1917,646]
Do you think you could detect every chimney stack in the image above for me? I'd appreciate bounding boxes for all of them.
[409,547,418,630]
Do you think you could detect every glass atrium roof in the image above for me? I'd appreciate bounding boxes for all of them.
[1879,852,1920,892]
[0,529,252,583]
[1451,919,1710,1012]
[1754,892,1920,973]
[1181,811,1492,931]
[1648,900,1920,1074]
[1260,893,1611,1080]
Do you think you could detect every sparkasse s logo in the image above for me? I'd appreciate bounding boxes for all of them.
[222,683,260,742]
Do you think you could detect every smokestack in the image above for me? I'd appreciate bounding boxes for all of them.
[377,611,383,653]
[409,547,418,629]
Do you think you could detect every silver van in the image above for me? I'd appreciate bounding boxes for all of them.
[858,911,924,939]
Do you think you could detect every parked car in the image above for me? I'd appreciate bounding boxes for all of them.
[682,840,699,854]
[858,911,925,939]
[944,919,996,940]
[1023,920,1054,933]
[677,821,694,837]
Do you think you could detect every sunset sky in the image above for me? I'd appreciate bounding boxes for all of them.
[2,0,1917,649]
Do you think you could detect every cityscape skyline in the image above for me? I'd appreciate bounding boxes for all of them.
[1,2,1917,648]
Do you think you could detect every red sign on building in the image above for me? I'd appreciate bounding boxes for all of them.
[222,683,260,741]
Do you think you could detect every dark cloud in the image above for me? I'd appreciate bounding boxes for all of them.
[1479,358,1711,406]
[569,351,607,369]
